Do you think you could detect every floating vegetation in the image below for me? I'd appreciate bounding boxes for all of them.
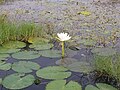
[77,11,91,16]
[2,41,26,49]
[67,61,92,73]
[2,73,35,90]
[0,54,9,61]
[39,50,61,58]
[36,66,71,80]
[12,51,40,60]
[12,61,40,73]
[0,61,11,71]
[91,47,116,56]
[30,43,54,50]
[46,80,82,90]
[85,83,118,90]
[0,0,120,90]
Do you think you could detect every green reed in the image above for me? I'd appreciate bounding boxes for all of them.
[0,15,47,44]
[94,54,120,81]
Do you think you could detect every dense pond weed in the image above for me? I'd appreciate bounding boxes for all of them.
[0,0,120,90]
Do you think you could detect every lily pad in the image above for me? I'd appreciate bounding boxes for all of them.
[46,80,82,90]
[29,43,54,50]
[56,58,78,66]
[28,37,49,44]
[0,54,9,61]
[85,85,99,90]
[12,51,40,60]
[0,47,20,54]
[2,73,35,90]
[67,62,92,73]
[0,62,11,71]
[12,61,40,73]
[39,50,61,58]
[36,66,71,80]
[96,83,117,90]
[2,41,26,49]
[91,48,116,56]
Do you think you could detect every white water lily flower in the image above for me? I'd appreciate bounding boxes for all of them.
[57,32,71,41]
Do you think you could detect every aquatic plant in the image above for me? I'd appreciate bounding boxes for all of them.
[56,32,71,58]
[0,14,48,44]
[92,47,120,81]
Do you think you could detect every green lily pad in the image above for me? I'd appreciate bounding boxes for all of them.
[46,80,82,90]
[12,51,40,60]
[96,83,117,90]
[91,48,116,56]
[0,54,9,61]
[28,37,49,44]
[2,41,26,49]
[36,66,71,80]
[67,62,92,73]
[29,43,54,50]
[39,50,61,58]
[2,73,35,90]
[0,62,11,71]
[12,61,40,73]
[0,47,20,54]
[56,58,78,67]
[85,85,99,90]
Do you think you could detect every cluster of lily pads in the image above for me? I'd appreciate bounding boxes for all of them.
[0,35,119,90]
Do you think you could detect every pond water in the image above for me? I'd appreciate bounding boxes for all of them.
[0,0,120,90]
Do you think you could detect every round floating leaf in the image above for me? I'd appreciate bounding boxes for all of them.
[46,80,82,90]
[39,50,61,58]
[96,83,117,90]
[29,43,54,50]
[56,58,78,67]
[85,85,99,90]
[2,73,35,90]
[12,61,40,73]
[12,51,40,60]
[67,62,92,73]
[0,62,11,71]
[0,47,20,54]
[36,66,71,80]
[2,41,26,49]
[0,54,9,61]
[91,48,116,56]
[28,37,49,44]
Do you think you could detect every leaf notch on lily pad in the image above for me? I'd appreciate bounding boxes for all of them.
[2,73,35,90]
[46,80,82,90]
[36,66,71,80]
[12,61,40,73]
[12,51,40,60]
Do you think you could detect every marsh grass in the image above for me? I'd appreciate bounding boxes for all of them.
[0,15,48,44]
[94,54,120,81]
